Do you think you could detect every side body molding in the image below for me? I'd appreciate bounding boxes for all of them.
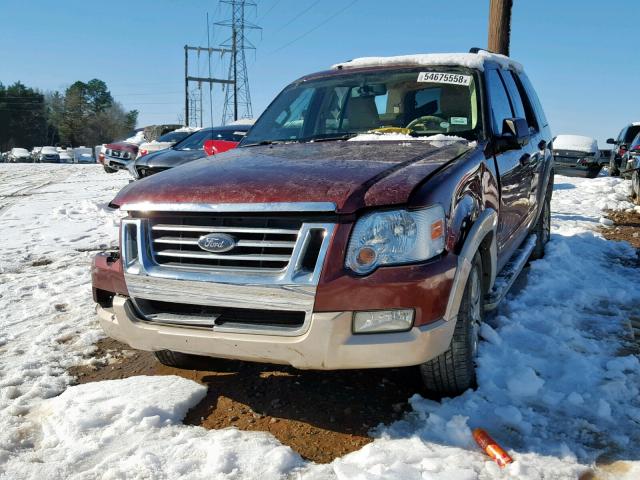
[444,208,498,323]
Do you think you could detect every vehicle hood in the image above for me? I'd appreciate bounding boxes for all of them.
[112,140,473,214]
[134,148,206,169]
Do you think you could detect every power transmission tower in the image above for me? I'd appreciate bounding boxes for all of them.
[183,45,234,127]
[215,0,261,124]
[488,0,513,56]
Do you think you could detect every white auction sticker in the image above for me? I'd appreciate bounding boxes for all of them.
[417,72,472,86]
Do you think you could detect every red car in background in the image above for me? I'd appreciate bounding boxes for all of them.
[130,124,251,179]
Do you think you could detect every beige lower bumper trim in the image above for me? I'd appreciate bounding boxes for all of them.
[98,296,456,370]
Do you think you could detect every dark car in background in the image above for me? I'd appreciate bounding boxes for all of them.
[552,134,602,178]
[130,124,251,179]
[38,146,61,163]
[607,122,640,176]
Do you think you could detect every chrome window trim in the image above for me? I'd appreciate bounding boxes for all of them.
[119,201,337,213]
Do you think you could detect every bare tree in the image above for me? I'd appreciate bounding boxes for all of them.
[488,0,513,56]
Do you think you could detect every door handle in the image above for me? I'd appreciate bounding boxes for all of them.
[519,154,531,166]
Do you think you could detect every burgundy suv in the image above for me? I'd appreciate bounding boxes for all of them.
[92,49,553,396]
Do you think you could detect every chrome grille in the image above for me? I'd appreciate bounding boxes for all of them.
[120,204,337,335]
[147,214,319,273]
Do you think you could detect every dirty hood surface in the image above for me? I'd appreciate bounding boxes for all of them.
[112,140,472,213]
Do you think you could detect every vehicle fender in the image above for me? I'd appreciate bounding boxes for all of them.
[444,208,497,323]
[534,147,554,223]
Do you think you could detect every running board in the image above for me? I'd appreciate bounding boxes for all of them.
[484,234,537,311]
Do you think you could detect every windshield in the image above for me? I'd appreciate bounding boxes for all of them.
[157,131,192,143]
[174,129,245,150]
[242,68,482,146]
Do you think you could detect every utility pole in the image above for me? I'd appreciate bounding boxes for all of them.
[183,45,235,127]
[184,45,189,126]
[216,0,261,124]
[232,28,238,121]
[488,0,513,56]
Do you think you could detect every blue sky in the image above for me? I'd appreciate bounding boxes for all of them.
[0,0,638,145]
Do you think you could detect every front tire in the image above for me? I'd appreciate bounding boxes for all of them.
[530,189,551,261]
[103,165,117,174]
[420,252,484,397]
[154,350,221,370]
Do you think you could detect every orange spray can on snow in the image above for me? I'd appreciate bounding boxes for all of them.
[472,428,513,468]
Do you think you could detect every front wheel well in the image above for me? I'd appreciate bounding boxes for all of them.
[478,231,494,295]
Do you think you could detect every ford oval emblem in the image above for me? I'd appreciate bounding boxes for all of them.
[197,233,237,253]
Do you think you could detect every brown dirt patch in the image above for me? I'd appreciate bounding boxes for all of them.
[600,209,640,248]
[69,337,423,463]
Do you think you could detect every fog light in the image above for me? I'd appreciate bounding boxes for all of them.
[353,309,414,333]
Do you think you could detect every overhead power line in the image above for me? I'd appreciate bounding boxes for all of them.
[269,0,359,54]
[272,0,322,34]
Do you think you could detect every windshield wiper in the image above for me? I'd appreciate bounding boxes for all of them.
[303,133,359,143]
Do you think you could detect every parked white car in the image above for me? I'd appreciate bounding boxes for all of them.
[8,148,32,163]
[59,150,73,163]
[552,135,602,178]
[135,127,200,160]
[73,147,94,164]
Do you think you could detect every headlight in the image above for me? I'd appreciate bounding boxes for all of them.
[345,205,446,275]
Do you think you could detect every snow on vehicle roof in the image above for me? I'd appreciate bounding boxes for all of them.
[554,134,598,152]
[228,118,255,126]
[172,126,202,133]
[123,131,146,145]
[331,50,523,73]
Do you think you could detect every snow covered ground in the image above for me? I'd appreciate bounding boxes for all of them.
[1,164,640,479]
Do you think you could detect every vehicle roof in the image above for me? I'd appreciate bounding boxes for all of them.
[554,134,598,151]
[330,51,523,73]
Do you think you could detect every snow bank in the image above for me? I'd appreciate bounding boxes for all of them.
[8,376,301,479]
[332,50,523,73]
[554,134,598,153]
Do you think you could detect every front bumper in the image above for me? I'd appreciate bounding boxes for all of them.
[98,296,455,369]
[105,156,133,170]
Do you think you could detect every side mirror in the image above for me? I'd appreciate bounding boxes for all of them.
[606,138,615,145]
[495,117,530,152]
[203,140,218,156]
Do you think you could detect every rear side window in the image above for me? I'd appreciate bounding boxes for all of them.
[500,71,527,121]
[504,71,539,132]
[517,72,548,128]
[485,69,514,135]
